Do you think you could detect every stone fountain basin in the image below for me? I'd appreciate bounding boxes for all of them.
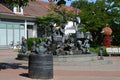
[53,53,112,66]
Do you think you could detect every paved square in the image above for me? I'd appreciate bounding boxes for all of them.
[0,50,120,80]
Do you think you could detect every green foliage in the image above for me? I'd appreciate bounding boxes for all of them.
[89,47,108,56]
[1,0,35,7]
[36,13,65,36]
[36,4,76,36]
[89,47,99,53]
[111,23,120,46]
[100,47,108,56]
[26,37,45,50]
[36,13,65,27]
[71,0,120,46]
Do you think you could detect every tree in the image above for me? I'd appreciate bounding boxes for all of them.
[36,4,75,37]
[71,0,120,46]
[1,0,120,46]
[36,13,61,37]
[0,0,35,7]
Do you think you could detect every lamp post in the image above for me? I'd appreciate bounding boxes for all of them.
[99,30,104,60]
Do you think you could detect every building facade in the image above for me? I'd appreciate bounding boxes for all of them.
[0,0,74,49]
[0,1,49,49]
[0,16,36,48]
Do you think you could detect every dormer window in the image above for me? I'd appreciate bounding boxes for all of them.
[13,6,23,14]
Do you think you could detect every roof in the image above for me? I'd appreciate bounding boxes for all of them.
[0,1,74,19]
[23,1,50,17]
[0,4,13,14]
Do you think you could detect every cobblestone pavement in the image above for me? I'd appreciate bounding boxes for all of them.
[0,50,120,80]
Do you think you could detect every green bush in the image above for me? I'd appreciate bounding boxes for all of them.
[27,37,45,50]
[103,47,109,56]
[89,47,108,56]
[89,47,99,53]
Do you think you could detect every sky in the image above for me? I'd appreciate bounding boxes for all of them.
[42,0,96,6]
[42,0,72,6]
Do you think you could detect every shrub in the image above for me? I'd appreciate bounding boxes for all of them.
[27,36,45,50]
[89,47,108,56]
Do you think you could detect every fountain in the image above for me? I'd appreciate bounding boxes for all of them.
[16,37,29,60]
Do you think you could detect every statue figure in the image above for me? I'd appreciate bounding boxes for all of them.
[44,38,52,53]
[83,39,90,48]
[51,23,63,45]
[17,37,28,60]
[63,39,74,55]
[76,39,90,54]
[31,40,36,53]
[38,42,47,54]
[76,40,83,50]
[35,42,46,54]
[101,24,112,47]
[76,40,84,53]
[83,39,90,54]
[55,44,62,55]
[34,38,52,55]
[20,37,27,54]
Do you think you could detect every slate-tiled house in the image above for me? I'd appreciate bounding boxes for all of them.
[0,0,74,49]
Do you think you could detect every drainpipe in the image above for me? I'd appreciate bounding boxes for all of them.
[33,25,37,37]
[25,20,27,39]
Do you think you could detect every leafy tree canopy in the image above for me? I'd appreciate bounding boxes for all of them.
[71,0,120,46]
[71,0,120,31]
[0,0,35,7]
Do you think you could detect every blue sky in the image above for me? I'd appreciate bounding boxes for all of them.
[42,0,96,6]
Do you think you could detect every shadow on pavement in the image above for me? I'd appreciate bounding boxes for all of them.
[20,73,29,78]
[0,63,28,70]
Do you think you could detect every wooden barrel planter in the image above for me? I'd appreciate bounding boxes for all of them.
[28,54,53,79]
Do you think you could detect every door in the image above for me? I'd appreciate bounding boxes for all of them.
[27,25,33,38]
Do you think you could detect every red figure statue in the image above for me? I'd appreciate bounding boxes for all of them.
[101,24,112,47]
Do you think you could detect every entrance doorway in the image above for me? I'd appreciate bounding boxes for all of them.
[27,25,33,38]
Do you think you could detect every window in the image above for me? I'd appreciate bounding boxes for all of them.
[13,6,23,14]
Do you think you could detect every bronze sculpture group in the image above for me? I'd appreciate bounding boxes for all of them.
[18,17,92,55]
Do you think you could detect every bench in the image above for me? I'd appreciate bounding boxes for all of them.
[106,48,120,56]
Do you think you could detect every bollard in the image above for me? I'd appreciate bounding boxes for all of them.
[99,47,104,60]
